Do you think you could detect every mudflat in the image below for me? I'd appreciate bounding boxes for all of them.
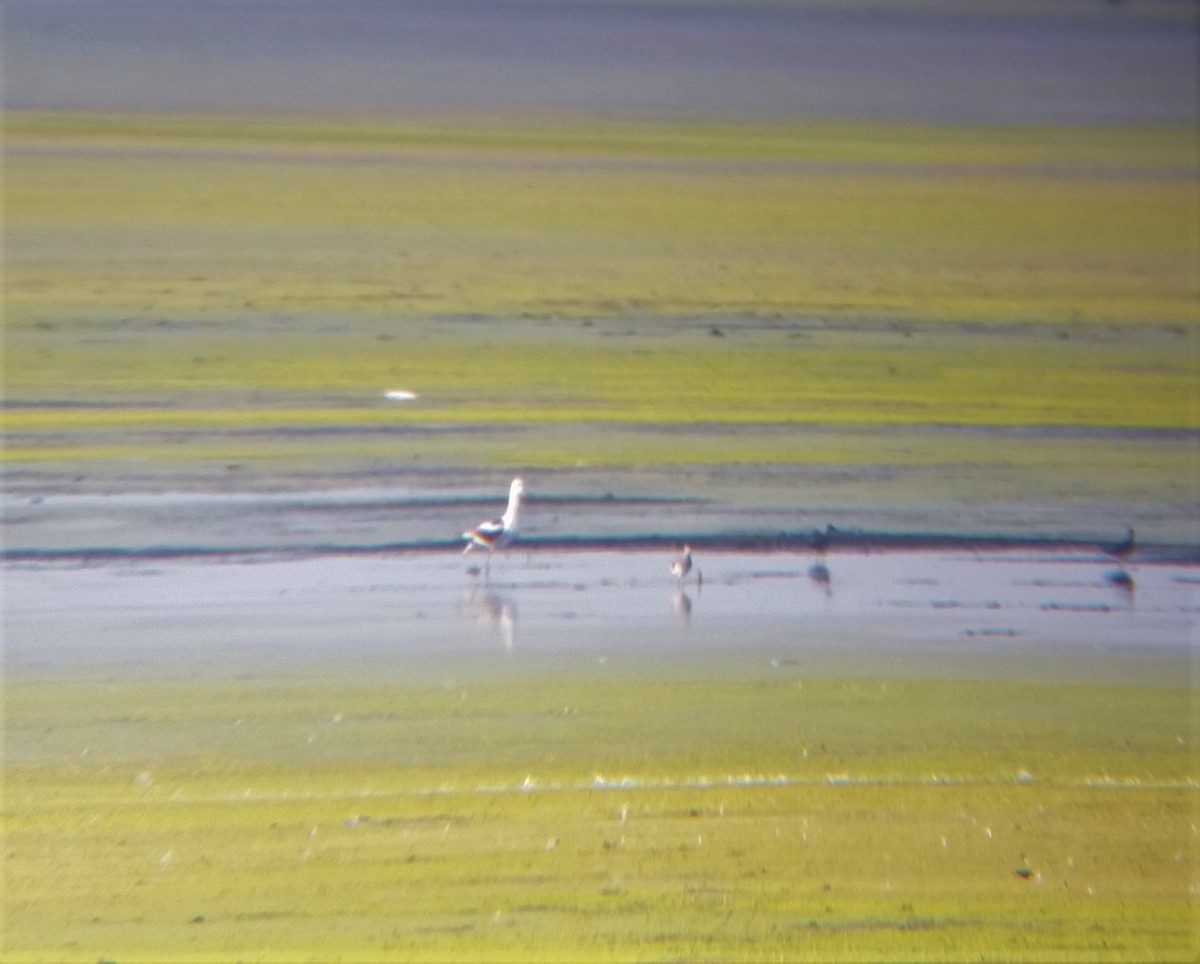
[4,3,1198,959]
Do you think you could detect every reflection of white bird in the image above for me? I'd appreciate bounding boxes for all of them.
[462,478,525,571]
[465,589,517,651]
[670,589,693,626]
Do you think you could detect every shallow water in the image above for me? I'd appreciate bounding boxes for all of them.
[6,548,1193,684]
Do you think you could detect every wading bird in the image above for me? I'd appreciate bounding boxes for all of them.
[1104,527,1136,562]
[1101,527,1137,594]
[671,544,693,582]
[671,544,702,586]
[462,478,525,571]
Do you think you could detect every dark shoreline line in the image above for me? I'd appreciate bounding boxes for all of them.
[5,531,1199,565]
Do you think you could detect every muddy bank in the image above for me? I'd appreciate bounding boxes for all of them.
[5,482,1197,563]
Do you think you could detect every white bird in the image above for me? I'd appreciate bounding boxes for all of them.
[462,478,525,570]
[383,389,418,401]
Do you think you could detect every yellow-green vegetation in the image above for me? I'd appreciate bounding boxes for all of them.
[6,112,1195,326]
[3,326,1196,429]
[2,416,1195,514]
[4,110,1196,482]
[5,324,1195,509]
[5,664,1193,961]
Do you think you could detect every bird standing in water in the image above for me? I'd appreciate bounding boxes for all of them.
[1104,527,1136,562]
[671,544,692,581]
[463,478,525,572]
[671,544,701,585]
[1102,527,1137,593]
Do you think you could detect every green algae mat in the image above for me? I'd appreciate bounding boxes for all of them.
[4,665,1194,961]
[6,112,1195,327]
[4,112,1197,488]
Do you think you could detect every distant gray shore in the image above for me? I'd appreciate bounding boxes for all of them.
[5,0,1196,123]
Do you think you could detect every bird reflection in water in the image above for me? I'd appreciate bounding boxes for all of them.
[670,588,694,626]
[1104,567,1135,601]
[464,588,518,652]
[808,561,833,597]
